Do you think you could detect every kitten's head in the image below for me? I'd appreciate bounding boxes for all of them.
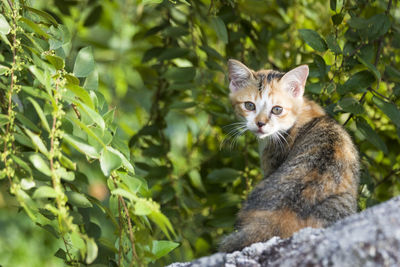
[228,59,308,139]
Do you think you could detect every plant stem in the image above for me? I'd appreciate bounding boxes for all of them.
[112,175,139,266]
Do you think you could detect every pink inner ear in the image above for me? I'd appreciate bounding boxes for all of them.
[229,80,240,93]
[289,81,304,98]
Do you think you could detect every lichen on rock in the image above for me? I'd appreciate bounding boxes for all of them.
[168,196,400,267]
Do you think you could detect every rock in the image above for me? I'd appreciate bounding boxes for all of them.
[168,196,400,267]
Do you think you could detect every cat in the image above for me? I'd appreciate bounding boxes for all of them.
[219,59,360,253]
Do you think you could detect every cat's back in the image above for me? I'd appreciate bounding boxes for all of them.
[246,114,360,226]
[289,115,359,175]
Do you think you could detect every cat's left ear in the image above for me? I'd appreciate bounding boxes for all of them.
[228,59,254,93]
[280,65,309,98]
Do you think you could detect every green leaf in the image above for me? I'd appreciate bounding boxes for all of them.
[119,173,146,194]
[21,86,52,101]
[66,191,93,208]
[33,186,57,199]
[75,101,105,130]
[60,154,76,171]
[148,212,175,239]
[21,178,36,190]
[188,170,206,193]
[385,65,400,82]
[73,46,95,77]
[306,83,323,94]
[20,17,50,39]
[356,118,388,154]
[326,34,341,54]
[337,98,364,114]
[65,84,95,110]
[0,114,8,126]
[54,249,66,260]
[337,71,375,94]
[11,155,32,176]
[24,128,49,156]
[107,146,134,174]
[100,147,122,177]
[151,240,179,260]
[158,48,189,61]
[56,167,75,181]
[348,17,368,29]
[65,74,80,85]
[211,16,228,44]
[63,133,100,159]
[70,231,85,251]
[84,5,103,27]
[86,238,98,264]
[0,14,10,34]
[45,55,64,70]
[29,154,51,176]
[298,29,327,52]
[134,199,153,215]
[66,115,105,148]
[28,65,52,94]
[0,64,8,75]
[142,0,163,4]
[348,14,391,40]
[163,26,189,38]
[23,6,58,25]
[83,69,99,91]
[357,56,381,80]
[16,113,41,133]
[111,188,137,202]
[330,0,336,11]
[372,96,400,128]
[164,67,196,83]
[207,168,240,184]
[332,13,344,25]
[27,97,50,133]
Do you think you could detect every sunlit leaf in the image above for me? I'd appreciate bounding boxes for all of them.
[65,84,95,110]
[66,191,93,208]
[33,186,56,199]
[29,154,51,176]
[100,147,122,177]
[151,240,179,260]
[73,46,95,77]
[45,54,64,70]
[0,14,10,34]
[63,133,100,158]
[86,238,98,264]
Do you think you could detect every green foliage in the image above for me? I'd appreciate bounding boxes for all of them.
[0,0,400,266]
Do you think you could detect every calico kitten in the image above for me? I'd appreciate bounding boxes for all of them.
[219,59,360,253]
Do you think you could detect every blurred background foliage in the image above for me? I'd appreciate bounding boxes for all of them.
[0,0,400,266]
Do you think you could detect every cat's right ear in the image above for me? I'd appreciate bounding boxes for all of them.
[228,59,254,93]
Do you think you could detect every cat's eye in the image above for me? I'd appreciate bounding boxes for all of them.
[244,101,256,111]
[271,106,283,115]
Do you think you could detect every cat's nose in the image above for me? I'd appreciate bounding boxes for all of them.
[257,121,266,128]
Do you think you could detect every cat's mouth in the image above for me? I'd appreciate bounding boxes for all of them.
[254,129,270,139]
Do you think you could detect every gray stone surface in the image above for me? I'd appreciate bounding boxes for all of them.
[168,196,400,267]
